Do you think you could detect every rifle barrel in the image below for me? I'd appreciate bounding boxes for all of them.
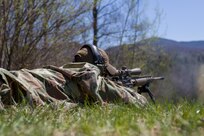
[132,76,164,86]
[152,77,164,80]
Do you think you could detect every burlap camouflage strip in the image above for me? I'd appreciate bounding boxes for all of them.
[0,62,147,110]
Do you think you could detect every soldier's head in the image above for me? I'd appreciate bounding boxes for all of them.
[74,44,118,76]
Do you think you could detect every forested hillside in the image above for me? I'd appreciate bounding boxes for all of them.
[106,38,204,102]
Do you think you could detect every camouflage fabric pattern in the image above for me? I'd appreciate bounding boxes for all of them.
[74,45,118,76]
[0,62,147,110]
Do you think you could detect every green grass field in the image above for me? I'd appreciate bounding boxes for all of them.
[0,101,203,136]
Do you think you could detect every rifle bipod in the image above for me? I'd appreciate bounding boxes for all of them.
[138,84,155,104]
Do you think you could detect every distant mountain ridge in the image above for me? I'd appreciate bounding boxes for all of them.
[153,38,204,49]
[106,37,204,54]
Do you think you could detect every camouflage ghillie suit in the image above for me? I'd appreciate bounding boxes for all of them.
[0,62,147,110]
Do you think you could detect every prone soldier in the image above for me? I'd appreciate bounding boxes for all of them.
[0,44,163,109]
[73,44,164,104]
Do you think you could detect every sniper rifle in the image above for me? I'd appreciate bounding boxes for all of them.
[111,66,164,103]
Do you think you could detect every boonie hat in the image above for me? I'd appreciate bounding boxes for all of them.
[74,45,118,76]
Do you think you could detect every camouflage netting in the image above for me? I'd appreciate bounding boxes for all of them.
[0,62,147,110]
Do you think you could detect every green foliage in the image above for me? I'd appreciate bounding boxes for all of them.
[0,101,203,136]
[108,44,171,75]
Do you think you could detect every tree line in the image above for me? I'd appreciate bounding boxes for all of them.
[0,0,159,70]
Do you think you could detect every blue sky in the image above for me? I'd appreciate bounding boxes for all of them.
[146,0,204,41]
